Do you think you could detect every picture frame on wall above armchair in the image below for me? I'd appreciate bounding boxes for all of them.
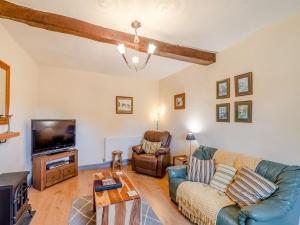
[116,96,133,114]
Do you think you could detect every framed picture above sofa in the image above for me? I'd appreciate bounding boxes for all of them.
[216,78,230,99]
[235,100,252,123]
[216,103,230,122]
[235,72,253,96]
[116,96,133,114]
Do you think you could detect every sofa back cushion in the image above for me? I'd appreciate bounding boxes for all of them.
[210,164,237,193]
[187,157,215,184]
[226,167,278,207]
[144,130,171,147]
[142,139,161,154]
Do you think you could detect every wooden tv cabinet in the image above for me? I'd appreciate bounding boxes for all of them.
[32,149,78,191]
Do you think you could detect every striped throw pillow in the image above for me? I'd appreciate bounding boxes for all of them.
[210,164,237,192]
[187,157,215,184]
[226,167,278,207]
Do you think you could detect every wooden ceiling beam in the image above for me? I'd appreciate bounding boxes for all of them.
[0,0,216,65]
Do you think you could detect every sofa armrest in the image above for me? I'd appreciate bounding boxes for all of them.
[155,147,170,157]
[239,198,293,224]
[167,165,188,179]
[132,145,145,154]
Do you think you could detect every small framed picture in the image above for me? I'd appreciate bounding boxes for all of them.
[174,93,185,110]
[216,78,230,99]
[116,96,133,114]
[235,101,252,123]
[235,72,253,96]
[216,103,230,122]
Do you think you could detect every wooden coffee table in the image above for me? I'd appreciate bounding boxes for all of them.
[93,170,141,225]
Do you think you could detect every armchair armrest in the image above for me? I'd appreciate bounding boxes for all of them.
[132,145,145,154]
[167,165,188,179]
[155,147,170,157]
[239,198,293,224]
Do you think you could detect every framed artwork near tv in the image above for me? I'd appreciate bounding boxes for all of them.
[235,100,252,123]
[235,72,253,96]
[116,96,133,114]
[216,78,230,99]
[216,103,230,122]
[174,93,185,110]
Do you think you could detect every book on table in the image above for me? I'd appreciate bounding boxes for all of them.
[94,177,122,192]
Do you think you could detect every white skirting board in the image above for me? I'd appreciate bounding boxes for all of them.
[104,136,142,162]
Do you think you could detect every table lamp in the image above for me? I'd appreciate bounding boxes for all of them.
[186,132,196,157]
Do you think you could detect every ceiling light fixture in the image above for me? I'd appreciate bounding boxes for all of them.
[117,20,156,72]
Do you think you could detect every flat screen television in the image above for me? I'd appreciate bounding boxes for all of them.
[31,119,76,156]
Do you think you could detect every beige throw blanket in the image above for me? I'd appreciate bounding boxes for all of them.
[176,182,235,225]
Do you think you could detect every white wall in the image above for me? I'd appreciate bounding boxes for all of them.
[36,66,159,166]
[0,24,39,173]
[159,12,300,165]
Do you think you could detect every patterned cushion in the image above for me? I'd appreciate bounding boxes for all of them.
[226,167,278,207]
[142,139,162,154]
[210,164,237,192]
[187,157,215,184]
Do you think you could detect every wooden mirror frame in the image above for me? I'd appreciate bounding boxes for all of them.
[0,60,10,125]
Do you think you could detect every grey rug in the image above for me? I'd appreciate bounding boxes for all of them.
[69,195,163,225]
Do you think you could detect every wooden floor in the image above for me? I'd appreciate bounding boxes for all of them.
[29,166,191,225]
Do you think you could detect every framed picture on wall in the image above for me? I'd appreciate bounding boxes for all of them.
[235,100,252,123]
[216,78,230,99]
[216,103,230,122]
[174,93,185,110]
[235,72,253,96]
[116,96,133,114]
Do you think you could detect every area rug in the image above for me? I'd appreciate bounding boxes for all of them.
[69,195,163,225]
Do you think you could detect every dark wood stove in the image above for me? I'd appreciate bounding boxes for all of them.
[0,171,33,225]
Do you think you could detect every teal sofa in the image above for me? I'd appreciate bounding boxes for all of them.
[167,146,300,225]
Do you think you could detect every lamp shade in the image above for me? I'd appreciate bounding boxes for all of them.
[186,133,195,141]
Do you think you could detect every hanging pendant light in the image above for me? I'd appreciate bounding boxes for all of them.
[117,20,156,72]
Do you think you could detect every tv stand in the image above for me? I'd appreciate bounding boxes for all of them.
[32,150,78,191]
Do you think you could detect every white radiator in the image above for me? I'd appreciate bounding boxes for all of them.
[104,136,142,162]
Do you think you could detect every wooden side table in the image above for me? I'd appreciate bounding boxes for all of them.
[173,155,188,166]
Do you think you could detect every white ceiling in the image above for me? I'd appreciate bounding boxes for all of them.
[1,0,300,80]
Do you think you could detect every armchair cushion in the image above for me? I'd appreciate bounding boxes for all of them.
[142,139,162,154]
[132,145,145,154]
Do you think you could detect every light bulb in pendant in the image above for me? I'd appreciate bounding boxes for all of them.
[132,56,139,65]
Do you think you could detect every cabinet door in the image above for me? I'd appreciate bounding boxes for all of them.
[46,170,62,187]
[63,166,76,179]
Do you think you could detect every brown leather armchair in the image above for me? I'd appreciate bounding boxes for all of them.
[131,130,171,178]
